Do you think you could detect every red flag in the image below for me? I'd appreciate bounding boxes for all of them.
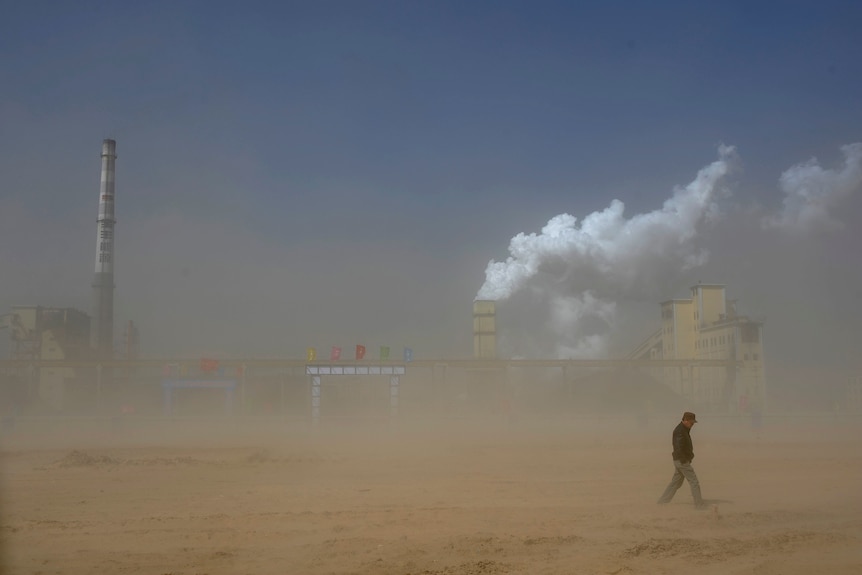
[200,357,219,373]
[356,344,366,360]
[330,346,342,361]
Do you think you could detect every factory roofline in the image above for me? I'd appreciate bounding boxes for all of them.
[691,283,726,289]
[11,304,90,315]
[699,315,764,331]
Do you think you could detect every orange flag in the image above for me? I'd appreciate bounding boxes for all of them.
[356,344,366,360]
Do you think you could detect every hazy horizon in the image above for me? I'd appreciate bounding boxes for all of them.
[2,2,861,384]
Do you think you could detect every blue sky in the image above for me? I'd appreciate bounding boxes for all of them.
[1,1,861,375]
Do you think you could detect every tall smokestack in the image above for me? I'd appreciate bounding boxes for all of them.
[91,139,116,359]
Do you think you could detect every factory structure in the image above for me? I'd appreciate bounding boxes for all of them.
[0,139,780,416]
[0,306,91,410]
[627,283,766,412]
[0,139,127,412]
[91,139,117,361]
[472,300,497,359]
[474,286,767,413]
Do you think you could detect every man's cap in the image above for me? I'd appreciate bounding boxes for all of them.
[682,411,698,422]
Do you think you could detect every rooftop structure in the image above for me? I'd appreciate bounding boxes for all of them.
[630,284,765,412]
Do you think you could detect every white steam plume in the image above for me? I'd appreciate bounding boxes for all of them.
[763,143,862,234]
[478,145,737,302]
[548,292,617,359]
[477,145,737,358]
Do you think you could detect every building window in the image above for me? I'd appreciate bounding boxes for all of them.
[753,353,759,361]
[742,324,759,343]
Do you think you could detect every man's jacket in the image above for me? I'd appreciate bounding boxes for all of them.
[671,422,694,463]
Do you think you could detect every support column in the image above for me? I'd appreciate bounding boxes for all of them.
[162,383,172,417]
[225,387,234,416]
[96,364,103,412]
[311,375,321,426]
[240,363,247,414]
[563,364,572,400]
[280,369,286,415]
[389,375,399,417]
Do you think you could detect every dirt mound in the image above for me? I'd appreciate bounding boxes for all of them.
[48,451,214,469]
[622,531,847,562]
[51,450,121,468]
[128,456,204,466]
[417,560,511,574]
[243,449,326,464]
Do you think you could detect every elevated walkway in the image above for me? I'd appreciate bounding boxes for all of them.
[627,328,663,360]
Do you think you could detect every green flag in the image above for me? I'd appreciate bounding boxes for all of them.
[380,345,390,361]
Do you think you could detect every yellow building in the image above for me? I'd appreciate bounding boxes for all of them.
[631,284,766,412]
[473,300,497,359]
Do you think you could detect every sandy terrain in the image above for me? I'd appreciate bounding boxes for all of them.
[1,416,860,574]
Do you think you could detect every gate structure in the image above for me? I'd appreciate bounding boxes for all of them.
[161,378,237,416]
[306,364,406,425]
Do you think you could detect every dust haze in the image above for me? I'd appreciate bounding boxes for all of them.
[2,394,861,574]
[2,130,862,574]
[3,3,862,573]
[2,116,862,575]
[1,140,861,371]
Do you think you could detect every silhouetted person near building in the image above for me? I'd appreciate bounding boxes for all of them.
[657,411,705,509]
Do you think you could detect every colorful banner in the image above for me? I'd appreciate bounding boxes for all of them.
[380,345,390,361]
[403,347,413,362]
[200,358,219,373]
[331,346,342,361]
[306,347,317,361]
[356,344,366,360]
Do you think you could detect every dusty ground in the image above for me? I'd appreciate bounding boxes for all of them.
[1,416,860,574]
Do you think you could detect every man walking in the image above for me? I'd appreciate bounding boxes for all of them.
[657,411,705,508]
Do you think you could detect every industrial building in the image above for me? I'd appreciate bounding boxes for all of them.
[0,137,774,417]
[91,138,117,361]
[473,300,497,359]
[628,284,766,412]
[0,306,92,410]
[0,139,119,413]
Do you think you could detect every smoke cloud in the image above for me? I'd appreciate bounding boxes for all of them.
[477,145,737,358]
[763,143,862,234]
